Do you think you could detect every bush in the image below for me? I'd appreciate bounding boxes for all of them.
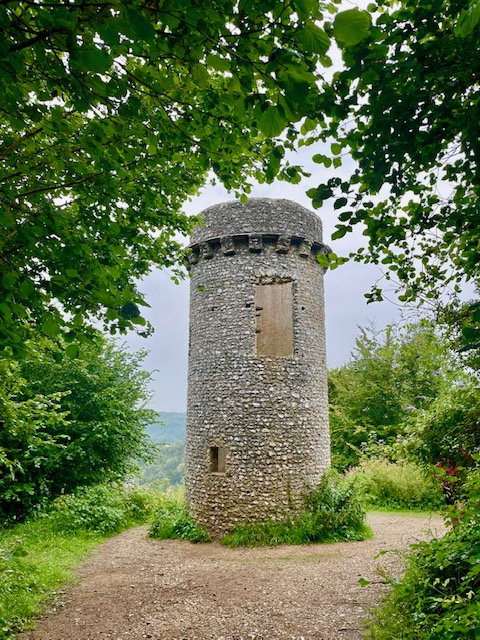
[366,468,480,639]
[0,336,157,523]
[222,471,370,547]
[351,459,444,511]
[149,497,211,543]
[42,483,160,535]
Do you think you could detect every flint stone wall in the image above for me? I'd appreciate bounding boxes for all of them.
[185,199,330,535]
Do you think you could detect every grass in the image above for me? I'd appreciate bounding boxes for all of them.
[350,459,444,512]
[0,483,162,639]
[0,518,104,639]
[367,508,441,517]
[149,497,211,543]
[221,518,372,548]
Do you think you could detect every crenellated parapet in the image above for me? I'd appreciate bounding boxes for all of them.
[186,232,331,269]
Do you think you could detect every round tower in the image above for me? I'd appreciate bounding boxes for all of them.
[185,198,330,535]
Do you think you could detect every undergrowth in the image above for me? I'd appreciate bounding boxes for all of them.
[365,467,480,639]
[149,496,211,543]
[0,483,161,639]
[351,458,444,511]
[222,471,370,547]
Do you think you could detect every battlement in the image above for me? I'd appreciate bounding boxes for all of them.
[187,232,330,267]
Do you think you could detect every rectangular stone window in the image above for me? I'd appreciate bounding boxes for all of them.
[210,446,226,473]
[255,282,294,356]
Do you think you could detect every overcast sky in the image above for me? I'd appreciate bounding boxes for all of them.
[123,153,410,414]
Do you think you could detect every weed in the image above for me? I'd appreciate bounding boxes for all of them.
[149,498,211,543]
[222,471,371,548]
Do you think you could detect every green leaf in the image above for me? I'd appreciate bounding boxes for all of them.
[312,154,332,168]
[205,54,230,72]
[125,8,156,41]
[331,142,342,155]
[333,9,371,46]
[65,343,80,358]
[334,197,348,210]
[75,48,113,74]
[294,0,314,20]
[0,302,11,319]
[106,308,119,321]
[19,279,34,297]
[331,225,351,240]
[455,1,480,38]
[191,63,209,87]
[297,23,330,55]
[41,318,61,337]
[317,253,330,268]
[258,105,288,137]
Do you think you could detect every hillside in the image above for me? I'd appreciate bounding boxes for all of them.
[146,412,186,443]
[140,412,186,486]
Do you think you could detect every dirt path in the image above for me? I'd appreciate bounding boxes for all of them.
[19,513,445,640]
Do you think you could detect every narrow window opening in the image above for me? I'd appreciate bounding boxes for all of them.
[255,282,294,356]
[210,446,226,473]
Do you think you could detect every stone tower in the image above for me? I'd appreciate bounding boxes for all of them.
[185,198,330,535]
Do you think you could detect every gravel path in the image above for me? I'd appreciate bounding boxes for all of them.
[18,513,445,640]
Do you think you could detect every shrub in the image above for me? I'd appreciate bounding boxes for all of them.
[222,471,370,547]
[351,458,444,511]
[0,337,157,523]
[42,483,160,535]
[366,467,480,639]
[149,497,211,543]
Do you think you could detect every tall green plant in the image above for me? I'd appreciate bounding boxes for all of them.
[222,471,369,547]
[366,467,480,639]
[404,381,480,473]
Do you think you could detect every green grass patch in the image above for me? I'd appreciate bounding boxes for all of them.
[351,458,444,511]
[0,522,101,639]
[0,483,162,639]
[367,508,440,517]
[222,471,371,548]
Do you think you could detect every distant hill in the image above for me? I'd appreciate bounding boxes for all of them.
[146,412,186,443]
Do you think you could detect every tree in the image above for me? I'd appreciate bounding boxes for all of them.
[405,381,480,470]
[0,334,156,521]
[307,0,480,302]
[0,0,371,353]
[328,320,460,470]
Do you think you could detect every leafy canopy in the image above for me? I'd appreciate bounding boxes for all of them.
[0,0,371,352]
[307,0,480,302]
